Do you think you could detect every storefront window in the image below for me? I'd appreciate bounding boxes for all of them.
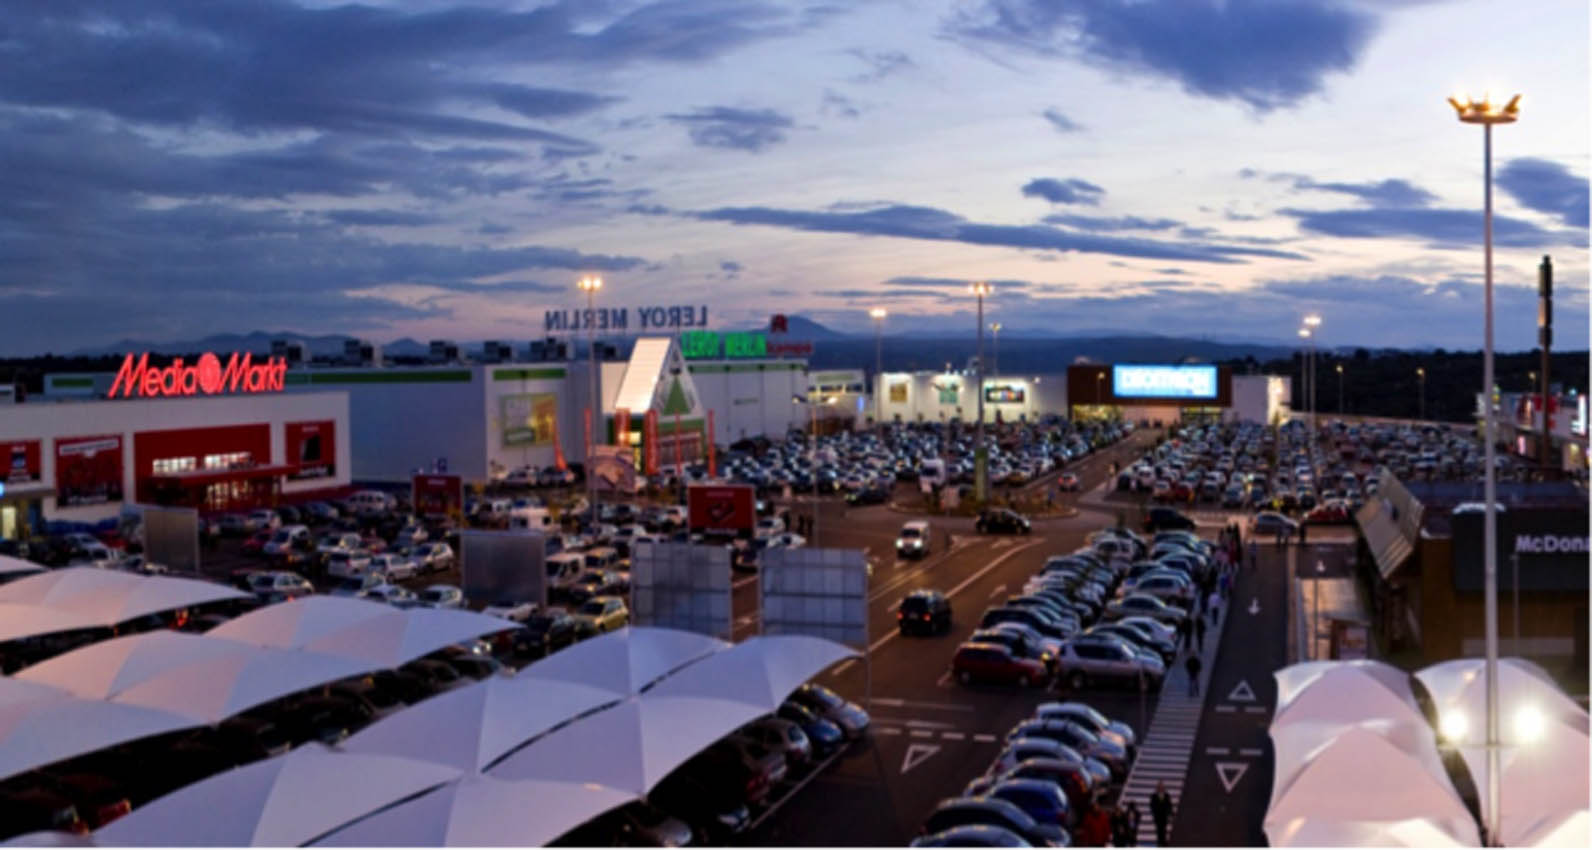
[152,457,196,474]
[203,452,252,470]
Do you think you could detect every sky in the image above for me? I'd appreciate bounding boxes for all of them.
[0,0,1587,356]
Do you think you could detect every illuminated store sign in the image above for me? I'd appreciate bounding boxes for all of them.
[544,305,708,333]
[1113,365,1217,399]
[109,352,288,399]
[681,331,769,360]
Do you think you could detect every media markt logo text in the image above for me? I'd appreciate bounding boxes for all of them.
[1514,534,1590,554]
[109,352,288,398]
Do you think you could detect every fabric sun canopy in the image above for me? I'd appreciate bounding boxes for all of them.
[0,677,196,783]
[516,626,730,697]
[208,595,518,668]
[0,567,246,642]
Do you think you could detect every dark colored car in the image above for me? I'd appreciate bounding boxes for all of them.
[976,509,1032,535]
[0,787,89,837]
[922,797,1068,847]
[514,610,578,658]
[968,627,1054,673]
[952,642,1049,688]
[899,589,953,636]
[911,825,1033,847]
[650,770,752,844]
[1142,507,1195,532]
[986,758,1096,821]
[776,701,845,756]
[984,778,1072,831]
[1006,720,1128,781]
[981,606,1072,641]
[846,486,891,506]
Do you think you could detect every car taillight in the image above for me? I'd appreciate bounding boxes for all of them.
[897,612,903,619]
[99,800,132,825]
[922,614,931,620]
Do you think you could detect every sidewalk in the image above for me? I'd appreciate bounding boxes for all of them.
[1290,546,1371,662]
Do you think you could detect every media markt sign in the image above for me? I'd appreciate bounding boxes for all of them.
[108,352,288,399]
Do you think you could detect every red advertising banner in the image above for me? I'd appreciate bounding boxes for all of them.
[2,440,42,485]
[615,408,631,447]
[553,425,567,471]
[707,410,717,479]
[55,434,124,507]
[412,474,463,521]
[688,484,756,535]
[285,420,335,481]
[643,411,659,476]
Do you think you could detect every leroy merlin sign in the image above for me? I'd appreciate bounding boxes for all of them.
[680,331,768,359]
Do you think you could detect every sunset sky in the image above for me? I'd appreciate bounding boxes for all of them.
[1,0,1586,355]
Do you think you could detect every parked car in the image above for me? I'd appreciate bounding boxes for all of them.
[911,824,1032,847]
[330,572,386,599]
[247,570,314,602]
[367,552,419,582]
[648,771,751,844]
[417,584,465,609]
[324,550,374,580]
[1251,511,1299,537]
[983,778,1072,832]
[975,758,1095,820]
[1053,634,1166,691]
[1005,719,1129,781]
[409,542,456,573]
[1033,702,1137,754]
[572,596,629,633]
[1102,594,1188,625]
[953,642,1049,688]
[737,716,812,767]
[1142,507,1195,532]
[513,609,578,658]
[788,683,869,739]
[775,701,846,756]
[359,583,419,608]
[976,509,1031,535]
[898,589,953,636]
[921,797,1068,847]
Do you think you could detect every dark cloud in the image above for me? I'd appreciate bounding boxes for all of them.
[1041,108,1084,133]
[664,107,796,152]
[1042,213,1180,231]
[323,209,441,227]
[951,0,1376,112]
[1497,158,1590,228]
[692,203,1310,262]
[821,90,862,119]
[847,49,915,82]
[473,84,621,120]
[1279,206,1571,248]
[1022,178,1106,205]
[1154,267,1189,275]
[1243,169,1438,207]
[721,261,744,273]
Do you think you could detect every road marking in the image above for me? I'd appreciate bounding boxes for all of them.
[972,734,998,744]
[942,732,965,741]
[1215,761,1249,793]
[1204,746,1231,756]
[900,743,940,774]
[987,584,1007,599]
[909,729,934,738]
[1239,747,1264,757]
[732,576,757,590]
[935,671,952,688]
[829,659,857,676]
[877,727,903,735]
[1244,706,1269,715]
[871,698,905,707]
[1228,680,1256,702]
[867,540,1044,654]
[991,539,1013,550]
[905,719,957,729]
[1214,705,1237,713]
[1248,597,1260,615]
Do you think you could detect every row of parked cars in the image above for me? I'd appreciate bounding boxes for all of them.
[913,701,1139,846]
[952,525,1217,692]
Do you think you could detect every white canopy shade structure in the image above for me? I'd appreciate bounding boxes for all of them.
[209,596,517,668]
[1416,657,1587,735]
[645,633,859,711]
[0,555,46,583]
[1266,815,1476,847]
[489,695,765,795]
[341,673,619,772]
[1264,727,1480,846]
[517,626,729,697]
[94,744,460,847]
[1275,659,1415,719]
[1270,718,1452,806]
[311,774,636,847]
[0,678,196,783]
[0,567,142,607]
[16,631,375,724]
[1455,724,1590,848]
[0,603,101,643]
[60,575,248,625]
[0,831,96,846]
[1514,809,1591,848]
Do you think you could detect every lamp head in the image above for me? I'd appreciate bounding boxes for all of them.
[1298,328,1311,339]
[1304,314,1322,327]
[577,275,603,292]
[869,307,887,320]
[1449,92,1521,125]
[1440,710,1469,742]
[969,281,992,296]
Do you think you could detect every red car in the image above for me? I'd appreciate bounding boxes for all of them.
[1057,473,1080,492]
[240,530,273,557]
[952,642,1049,687]
[1305,503,1351,525]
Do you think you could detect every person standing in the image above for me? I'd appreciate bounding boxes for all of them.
[1207,589,1221,624]
[1150,783,1175,847]
[1193,613,1206,653]
[1110,805,1131,848]
[1185,652,1203,697]
[1080,804,1112,846]
[1120,800,1142,847]
[1175,616,1193,652]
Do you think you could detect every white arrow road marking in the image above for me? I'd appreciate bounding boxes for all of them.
[1248,597,1261,615]
[1228,680,1257,702]
[1215,761,1249,793]
[901,743,940,775]
[987,584,1007,599]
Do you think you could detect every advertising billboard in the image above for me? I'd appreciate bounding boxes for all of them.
[1452,509,1591,592]
[985,384,1026,404]
[141,505,200,575]
[631,542,732,638]
[2,440,42,485]
[412,474,463,521]
[285,420,335,481]
[55,435,124,507]
[501,393,558,447]
[761,547,869,648]
[1112,365,1218,400]
[687,484,756,535]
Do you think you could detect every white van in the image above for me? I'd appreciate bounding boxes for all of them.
[896,520,931,559]
[509,506,554,532]
[919,459,948,488]
[545,552,585,590]
[346,490,395,516]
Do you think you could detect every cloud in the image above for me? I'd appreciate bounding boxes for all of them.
[691,202,1310,262]
[1243,169,1438,207]
[1042,213,1180,231]
[474,84,621,120]
[1497,158,1590,228]
[821,89,862,119]
[323,209,441,227]
[1022,177,1106,205]
[950,0,1377,112]
[884,277,1032,290]
[1041,107,1084,133]
[847,49,915,82]
[664,106,796,152]
[1279,206,1572,248]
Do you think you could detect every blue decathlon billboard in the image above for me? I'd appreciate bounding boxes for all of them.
[1112,365,1218,400]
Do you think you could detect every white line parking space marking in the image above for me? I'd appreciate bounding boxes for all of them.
[971,734,998,744]
[1239,747,1264,757]
[1205,746,1231,756]
[942,732,965,741]
[877,727,903,735]
[867,540,1044,654]
[1244,706,1269,715]
[987,584,1007,599]
[905,719,957,729]
[909,729,934,738]
[1214,705,1237,713]
[829,659,857,677]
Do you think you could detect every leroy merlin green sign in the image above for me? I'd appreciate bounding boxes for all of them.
[681,331,768,359]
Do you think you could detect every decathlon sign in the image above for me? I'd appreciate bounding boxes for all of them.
[109,352,288,399]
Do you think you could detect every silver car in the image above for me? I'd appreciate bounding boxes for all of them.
[1053,634,1165,691]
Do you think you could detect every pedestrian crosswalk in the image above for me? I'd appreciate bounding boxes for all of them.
[1116,603,1228,846]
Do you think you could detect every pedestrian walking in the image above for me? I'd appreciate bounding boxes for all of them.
[1175,616,1192,652]
[1080,805,1112,846]
[1219,571,1231,598]
[1123,800,1142,847]
[1193,614,1206,653]
[1110,805,1132,848]
[1207,589,1221,624]
[1185,653,1203,696]
[1150,783,1175,847]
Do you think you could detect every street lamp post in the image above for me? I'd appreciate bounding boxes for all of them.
[971,282,992,503]
[792,394,837,548]
[1417,367,1427,421]
[1336,364,1345,415]
[1297,328,1311,425]
[990,322,1002,379]
[578,275,603,530]
[870,308,887,428]
[1304,315,1321,437]
[1450,89,1520,849]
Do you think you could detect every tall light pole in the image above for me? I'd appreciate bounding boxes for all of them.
[1336,363,1345,415]
[1297,328,1311,424]
[1417,367,1427,421]
[1304,314,1321,437]
[578,275,603,530]
[970,282,992,503]
[792,394,837,548]
[1451,89,1519,848]
[990,322,1002,379]
[870,308,887,428]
